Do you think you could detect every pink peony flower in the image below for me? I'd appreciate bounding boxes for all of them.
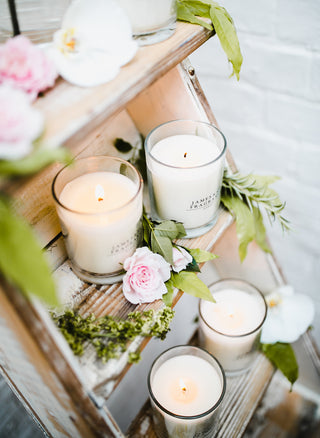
[0,35,57,101]
[0,86,43,160]
[123,247,171,304]
[172,246,193,273]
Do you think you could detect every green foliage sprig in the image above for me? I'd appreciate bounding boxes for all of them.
[221,171,290,261]
[143,214,216,306]
[176,0,243,80]
[52,307,175,364]
[114,136,147,181]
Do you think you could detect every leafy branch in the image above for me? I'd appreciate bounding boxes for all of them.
[176,0,243,80]
[52,307,175,364]
[221,170,290,261]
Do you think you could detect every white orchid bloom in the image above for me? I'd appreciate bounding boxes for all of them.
[260,285,315,344]
[49,0,137,87]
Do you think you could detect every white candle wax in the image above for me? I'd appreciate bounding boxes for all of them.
[148,134,225,230]
[151,355,223,437]
[58,171,142,277]
[199,288,266,372]
[119,0,175,34]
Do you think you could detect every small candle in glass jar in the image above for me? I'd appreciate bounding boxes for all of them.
[199,279,267,374]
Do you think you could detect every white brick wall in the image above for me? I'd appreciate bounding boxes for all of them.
[190,0,320,347]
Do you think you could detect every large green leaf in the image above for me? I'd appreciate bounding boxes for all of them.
[0,198,59,307]
[210,6,243,80]
[253,207,272,254]
[261,342,299,387]
[176,1,213,30]
[172,271,214,302]
[0,147,72,177]
[221,195,255,261]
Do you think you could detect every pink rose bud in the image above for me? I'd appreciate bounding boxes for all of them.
[0,85,43,160]
[172,246,193,273]
[0,35,57,101]
[123,247,171,304]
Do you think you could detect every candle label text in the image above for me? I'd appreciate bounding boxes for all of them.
[187,190,219,211]
[110,229,142,256]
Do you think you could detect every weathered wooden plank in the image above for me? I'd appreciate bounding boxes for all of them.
[33,22,213,149]
[0,278,124,438]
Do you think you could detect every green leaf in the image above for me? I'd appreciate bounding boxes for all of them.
[0,198,59,307]
[151,233,173,264]
[163,278,175,306]
[252,207,272,254]
[172,271,215,302]
[113,138,133,153]
[221,194,255,261]
[261,342,299,387]
[154,220,186,240]
[176,1,213,30]
[0,147,72,177]
[210,6,243,80]
[188,248,217,263]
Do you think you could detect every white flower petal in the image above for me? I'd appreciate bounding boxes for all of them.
[49,48,120,87]
[261,290,314,344]
[50,0,137,87]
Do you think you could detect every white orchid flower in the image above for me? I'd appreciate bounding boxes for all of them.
[49,0,137,87]
[260,285,315,344]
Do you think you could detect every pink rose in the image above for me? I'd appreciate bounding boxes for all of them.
[123,247,171,304]
[0,86,43,160]
[0,35,57,101]
[172,246,193,273]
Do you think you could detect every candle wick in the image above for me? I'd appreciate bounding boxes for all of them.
[98,197,103,202]
[182,387,187,393]
[184,152,187,158]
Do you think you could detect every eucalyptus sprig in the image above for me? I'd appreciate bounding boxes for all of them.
[143,214,217,306]
[221,170,290,261]
[52,307,175,364]
[176,0,243,80]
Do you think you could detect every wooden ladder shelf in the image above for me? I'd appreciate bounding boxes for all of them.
[0,21,319,438]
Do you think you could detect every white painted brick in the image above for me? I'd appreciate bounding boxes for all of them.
[275,0,320,51]
[266,94,320,144]
[240,42,311,99]
[198,75,265,128]
[295,142,320,187]
[219,123,298,177]
[222,0,277,36]
[309,55,320,101]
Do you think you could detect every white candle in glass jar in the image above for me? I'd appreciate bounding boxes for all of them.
[57,171,142,277]
[150,354,224,437]
[119,0,176,34]
[148,134,225,230]
[199,287,267,373]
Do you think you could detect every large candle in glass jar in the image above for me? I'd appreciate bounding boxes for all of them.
[148,346,226,438]
[145,120,227,238]
[199,279,267,374]
[52,156,143,284]
[119,0,177,45]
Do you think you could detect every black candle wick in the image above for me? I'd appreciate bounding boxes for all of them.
[7,0,21,36]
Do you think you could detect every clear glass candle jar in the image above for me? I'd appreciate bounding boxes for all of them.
[52,156,143,284]
[118,0,177,46]
[145,120,227,238]
[148,345,226,438]
[199,279,267,375]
